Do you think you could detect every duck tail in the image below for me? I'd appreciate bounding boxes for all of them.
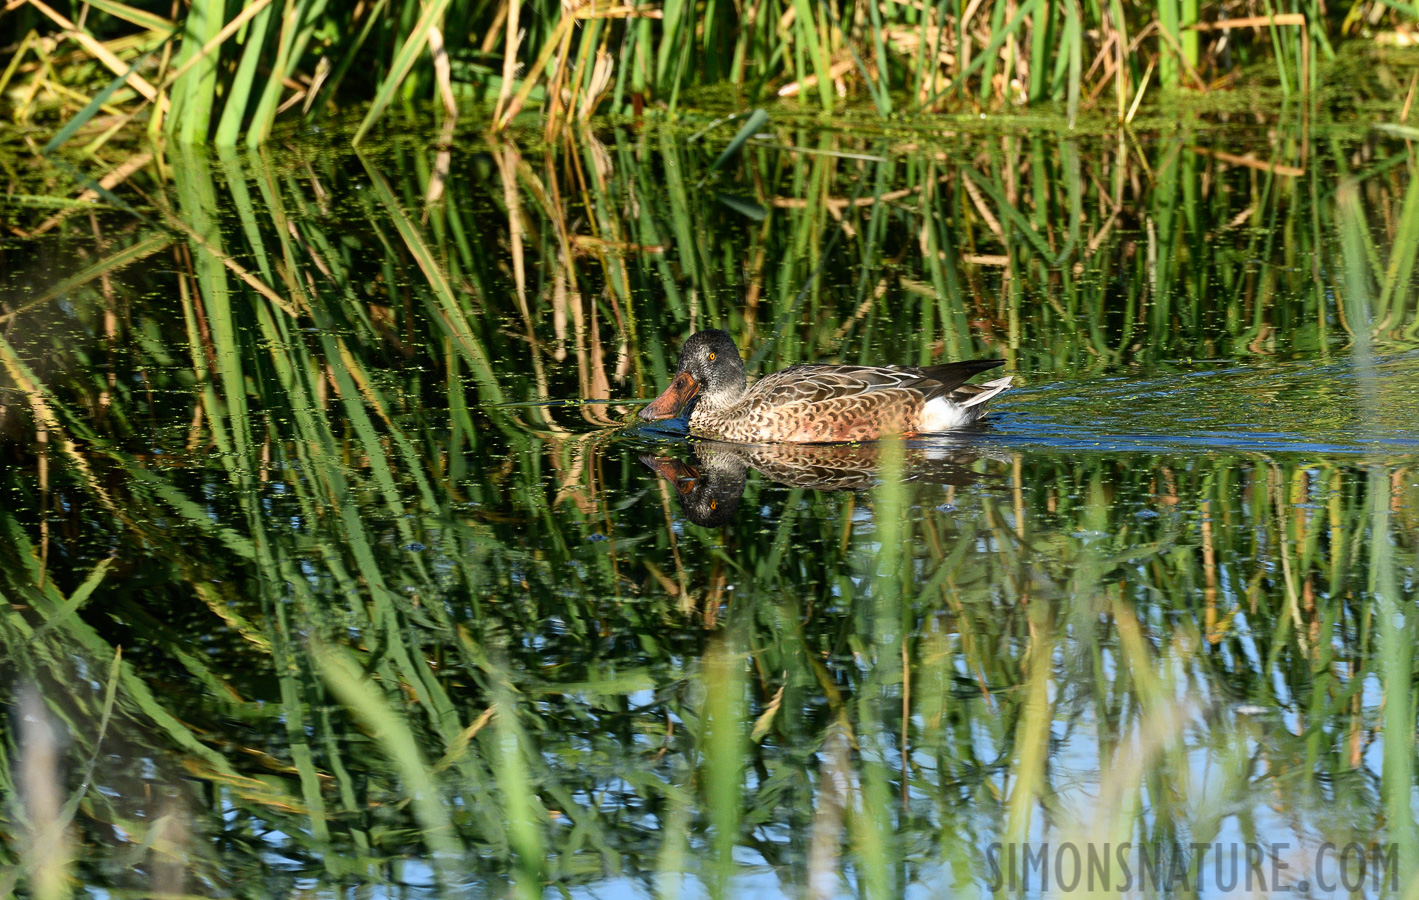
[957,375,1014,408]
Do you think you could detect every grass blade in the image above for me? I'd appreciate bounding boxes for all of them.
[702,108,769,184]
[353,0,454,144]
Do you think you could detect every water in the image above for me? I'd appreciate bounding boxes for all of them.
[2,116,1418,898]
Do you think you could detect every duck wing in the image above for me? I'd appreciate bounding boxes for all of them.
[745,361,1004,407]
[912,359,1006,399]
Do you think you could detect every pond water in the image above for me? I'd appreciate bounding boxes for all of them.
[2,112,1419,898]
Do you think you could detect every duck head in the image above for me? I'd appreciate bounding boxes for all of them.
[639,330,747,422]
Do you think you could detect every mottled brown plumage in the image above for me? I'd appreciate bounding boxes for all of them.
[638,330,1013,443]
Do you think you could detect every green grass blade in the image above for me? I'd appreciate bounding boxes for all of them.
[704,108,769,181]
[314,642,468,869]
[494,697,547,900]
[353,0,454,144]
[213,1,275,146]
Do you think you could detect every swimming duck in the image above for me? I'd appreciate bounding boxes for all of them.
[638,330,1012,443]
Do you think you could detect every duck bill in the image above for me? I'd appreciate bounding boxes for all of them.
[638,454,700,495]
[639,372,700,421]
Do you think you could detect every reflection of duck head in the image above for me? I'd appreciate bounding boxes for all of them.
[641,440,994,527]
[639,449,747,528]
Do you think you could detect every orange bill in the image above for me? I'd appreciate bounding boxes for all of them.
[639,454,700,495]
[638,372,699,421]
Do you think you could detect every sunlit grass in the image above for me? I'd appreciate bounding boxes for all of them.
[0,0,1414,148]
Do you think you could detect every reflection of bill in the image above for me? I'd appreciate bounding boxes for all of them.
[641,440,998,527]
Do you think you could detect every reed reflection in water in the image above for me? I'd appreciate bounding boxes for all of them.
[0,116,1418,897]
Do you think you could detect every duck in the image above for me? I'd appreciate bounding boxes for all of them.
[638,330,1013,443]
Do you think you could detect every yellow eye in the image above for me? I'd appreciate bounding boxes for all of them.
[709,499,717,510]
[709,352,716,361]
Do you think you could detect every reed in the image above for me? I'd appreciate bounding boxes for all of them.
[0,0,1413,147]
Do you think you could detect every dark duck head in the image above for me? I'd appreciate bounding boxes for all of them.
[639,330,747,422]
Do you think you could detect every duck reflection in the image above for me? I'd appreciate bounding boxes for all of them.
[641,439,993,527]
